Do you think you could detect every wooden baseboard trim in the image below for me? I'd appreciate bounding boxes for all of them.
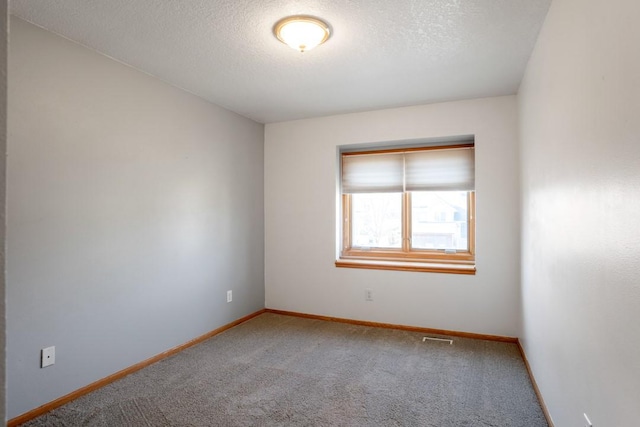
[264,308,518,343]
[8,309,266,427]
[517,340,555,427]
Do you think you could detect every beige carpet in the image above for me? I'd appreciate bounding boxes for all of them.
[23,313,548,426]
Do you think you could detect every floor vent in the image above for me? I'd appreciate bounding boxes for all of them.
[422,336,453,345]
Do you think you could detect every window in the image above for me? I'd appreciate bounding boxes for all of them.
[336,143,475,274]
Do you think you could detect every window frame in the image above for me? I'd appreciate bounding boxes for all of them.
[336,143,476,274]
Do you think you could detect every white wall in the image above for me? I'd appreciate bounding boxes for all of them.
[7,18,264,419]
[265,96,521,337]
[518,0,640,425]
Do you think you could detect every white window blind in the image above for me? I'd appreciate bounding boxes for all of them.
[341,152,404,193]
[342,146,474,194]
[405,147,474,191]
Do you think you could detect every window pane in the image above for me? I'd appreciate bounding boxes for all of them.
[411,191,468,251]
[351,193,402,249]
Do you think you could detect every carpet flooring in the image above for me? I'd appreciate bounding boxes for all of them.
[22,313,548,426]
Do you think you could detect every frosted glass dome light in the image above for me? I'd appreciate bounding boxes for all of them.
[274,16,331,53]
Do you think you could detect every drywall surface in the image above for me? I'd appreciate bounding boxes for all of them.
[11,0,551,123]
[0,2,7,424]
[518,0,640,425]
[7,18,264,419]
[265,96,520,337]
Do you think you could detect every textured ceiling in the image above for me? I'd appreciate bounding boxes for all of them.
[10,0,551,124]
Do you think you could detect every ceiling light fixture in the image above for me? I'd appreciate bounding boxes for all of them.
[273,16,331,53]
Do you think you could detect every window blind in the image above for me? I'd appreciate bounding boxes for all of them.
[405,147,474,191]
[341,146,474,194]
[341,152,404,193]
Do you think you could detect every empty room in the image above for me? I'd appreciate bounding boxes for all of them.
[1,0,638,426]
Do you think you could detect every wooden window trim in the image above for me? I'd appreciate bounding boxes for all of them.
[341,142,474,157]
[335,259,476,275]
[338,188,476,275]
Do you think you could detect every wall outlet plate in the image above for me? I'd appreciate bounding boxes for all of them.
[227,290,232,303]
[41,346,55,368]
[365,288,373,301]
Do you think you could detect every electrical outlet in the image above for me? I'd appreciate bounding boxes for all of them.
[41,346,55,368]
[227,290,232,303]
[584,413,592,427]
[365,288,373,301]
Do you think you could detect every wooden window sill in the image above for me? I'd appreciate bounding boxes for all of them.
[335,259,476,275]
